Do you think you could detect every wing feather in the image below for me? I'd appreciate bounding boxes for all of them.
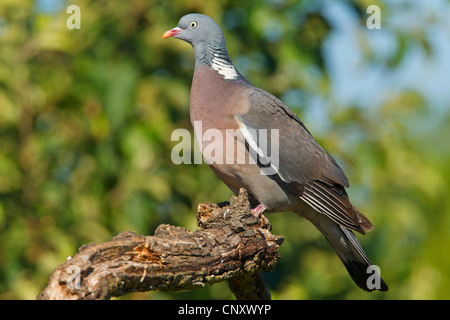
[237,87,373,233]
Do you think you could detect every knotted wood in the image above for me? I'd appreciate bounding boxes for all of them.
[37,189,283,300]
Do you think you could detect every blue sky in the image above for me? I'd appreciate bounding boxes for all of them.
[323,0,450,112]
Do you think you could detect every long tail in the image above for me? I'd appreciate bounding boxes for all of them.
[315,218,389,292]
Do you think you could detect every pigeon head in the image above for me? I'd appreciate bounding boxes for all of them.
[163,14,245,81]
[163,13,225,49]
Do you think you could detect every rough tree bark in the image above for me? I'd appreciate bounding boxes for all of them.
[37,189,284,300]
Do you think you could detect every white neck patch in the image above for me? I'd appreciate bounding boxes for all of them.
[211,54,239,80]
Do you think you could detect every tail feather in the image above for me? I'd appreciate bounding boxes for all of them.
[339,226,388,291]
[315,219,388,292]
[353,205,374,233]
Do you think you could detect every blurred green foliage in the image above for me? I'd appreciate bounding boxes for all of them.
[0,0,449,299]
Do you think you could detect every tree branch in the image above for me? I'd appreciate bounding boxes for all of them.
[37,189,284,300]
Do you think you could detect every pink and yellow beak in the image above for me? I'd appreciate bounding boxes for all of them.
[162,27,182,38]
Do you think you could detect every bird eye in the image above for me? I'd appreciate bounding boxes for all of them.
[190,21,198,29]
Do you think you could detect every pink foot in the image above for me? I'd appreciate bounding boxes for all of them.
[251,204,270,226]
[251,204,267,217]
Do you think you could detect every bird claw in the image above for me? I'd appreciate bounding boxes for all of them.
[251,204,269,225]
[251,204,266,216]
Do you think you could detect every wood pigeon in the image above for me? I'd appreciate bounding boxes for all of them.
[163,13,388,292]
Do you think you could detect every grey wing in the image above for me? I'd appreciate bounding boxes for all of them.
[236,88,373,234]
